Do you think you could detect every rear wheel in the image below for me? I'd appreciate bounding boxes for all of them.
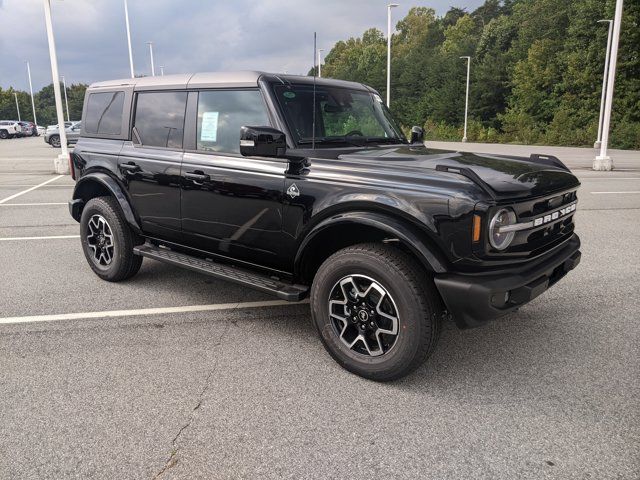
[0,130,8,139]
[49,135,60,148]
[310,243,442,382]
[80,196,142,282]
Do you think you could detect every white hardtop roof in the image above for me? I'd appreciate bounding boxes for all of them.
[88,71,370,91]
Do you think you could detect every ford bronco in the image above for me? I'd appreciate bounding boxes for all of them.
[68,72,581,381]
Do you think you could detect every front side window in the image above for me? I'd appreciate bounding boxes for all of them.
[133,91,187,148]
[196,90,270,154]
[84,91,124,135]
[273,84,405,147]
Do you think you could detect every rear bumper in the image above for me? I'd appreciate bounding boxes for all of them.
[434,234,581,328]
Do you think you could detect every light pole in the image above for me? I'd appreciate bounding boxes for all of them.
[317,49,324,78]
[460,56,471,143]
[594,19,613,149]
[386,3,399,107]
[14,93,21,122]
[25,61,38,126]
[61,75,70,121]
[124,0,134,77]
[594,0,624,171]
[146,41,155,76]
[159,65,165,76]
[43,0,69,174]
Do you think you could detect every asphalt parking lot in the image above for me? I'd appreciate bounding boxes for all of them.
[0,136,638,479]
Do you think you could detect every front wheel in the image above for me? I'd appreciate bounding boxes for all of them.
[49,135,61,148]
[80,196,142,282]
[311,243,443,382]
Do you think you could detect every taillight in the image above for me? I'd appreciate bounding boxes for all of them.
[69,153,76,180]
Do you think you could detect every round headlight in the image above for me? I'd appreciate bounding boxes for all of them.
[489,208,517,250]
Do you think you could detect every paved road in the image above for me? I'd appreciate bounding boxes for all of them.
[0,137,638,479]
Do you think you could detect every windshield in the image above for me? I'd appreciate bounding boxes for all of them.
[273,83,406,147]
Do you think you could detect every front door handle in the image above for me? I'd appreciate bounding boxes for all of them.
[120,162,140,173]
[184,171,210,182]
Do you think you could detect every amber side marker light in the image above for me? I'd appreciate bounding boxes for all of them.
[472,214,482,243]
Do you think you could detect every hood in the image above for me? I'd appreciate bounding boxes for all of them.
[339,145,580,200]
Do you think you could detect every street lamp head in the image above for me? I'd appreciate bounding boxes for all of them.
[388,3,399,8]
[597,19,612,24]
[460,56,471,59]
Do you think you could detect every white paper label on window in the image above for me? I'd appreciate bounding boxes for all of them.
[201,112,219,142]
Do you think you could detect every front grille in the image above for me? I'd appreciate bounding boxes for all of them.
[488,188,578,260]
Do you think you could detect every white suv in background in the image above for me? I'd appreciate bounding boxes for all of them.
[0,121,22,139]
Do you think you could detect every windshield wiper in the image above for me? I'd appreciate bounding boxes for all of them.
[363,137,405,145]
[298,136,366,147]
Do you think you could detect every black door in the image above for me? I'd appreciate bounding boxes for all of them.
[180,89,287,271]
[119,90,187,241]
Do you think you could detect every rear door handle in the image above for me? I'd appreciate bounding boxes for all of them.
[120,162,140,172]
[184,171,210,182]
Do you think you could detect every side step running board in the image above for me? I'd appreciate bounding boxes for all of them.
[133,243,309,302]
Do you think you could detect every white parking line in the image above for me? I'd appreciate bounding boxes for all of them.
[0,175,63,204]
[0,235,80,241]
[590,191,640,194]
[0,299,309,325]
[0,202,67,207]
[0,184,72,187]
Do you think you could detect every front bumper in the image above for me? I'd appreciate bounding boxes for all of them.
[434,234,581,328]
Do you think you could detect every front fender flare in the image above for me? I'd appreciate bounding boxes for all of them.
[71,172,141,232]
[294,211,447,276]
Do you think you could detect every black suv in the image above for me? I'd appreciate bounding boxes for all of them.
[69,72,581,381]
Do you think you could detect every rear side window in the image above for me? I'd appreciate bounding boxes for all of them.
[84,91,125,135]
[133,91,187,148]
[196,90,270,154]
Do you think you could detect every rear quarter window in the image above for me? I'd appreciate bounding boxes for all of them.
[84,91,125,135]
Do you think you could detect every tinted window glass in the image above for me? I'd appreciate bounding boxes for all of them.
[197,90,269,154]
[134,91,187,148]
[84,91,124,135]
[273,84,404,146]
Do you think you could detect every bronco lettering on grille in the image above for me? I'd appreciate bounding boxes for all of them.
[533,203,576,227]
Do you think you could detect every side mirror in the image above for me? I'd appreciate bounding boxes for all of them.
[410,126,424,144]
[240,126,286,158]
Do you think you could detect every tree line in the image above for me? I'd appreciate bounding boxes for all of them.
[1,0,637,148]
[0,83,87,127]
[315,0,639,149]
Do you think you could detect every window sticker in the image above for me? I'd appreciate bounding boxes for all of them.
[283,91,296,99]
[201,111,219,142]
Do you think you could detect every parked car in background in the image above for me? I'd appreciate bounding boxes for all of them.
[36,125,46,136]
[18,121,37,137]
[44,121,81,147]
[0,120,22,139]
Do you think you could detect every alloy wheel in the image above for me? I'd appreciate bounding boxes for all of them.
[86,214,115,266]
[328,274,400,357]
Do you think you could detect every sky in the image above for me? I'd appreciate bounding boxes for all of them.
[0,0,485,91]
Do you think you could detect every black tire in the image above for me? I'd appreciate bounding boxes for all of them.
[80,196,143,282]
[0,130,7,139]
[49,135,61,148]
[311,243,443,382]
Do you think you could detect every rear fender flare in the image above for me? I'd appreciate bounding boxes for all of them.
[71,172,141,232]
